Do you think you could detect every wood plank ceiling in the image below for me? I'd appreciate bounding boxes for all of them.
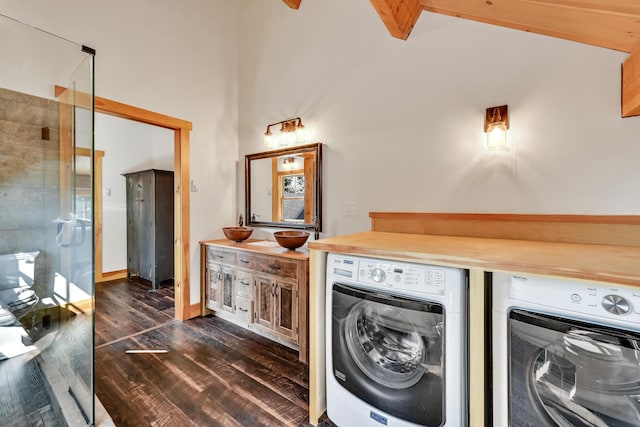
[282,0,640,117]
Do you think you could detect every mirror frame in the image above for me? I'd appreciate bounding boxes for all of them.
[245,142,322,231]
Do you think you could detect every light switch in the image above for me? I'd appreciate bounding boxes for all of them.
[344,201,358,216]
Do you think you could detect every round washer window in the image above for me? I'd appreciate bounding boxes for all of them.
[344,300,425,389]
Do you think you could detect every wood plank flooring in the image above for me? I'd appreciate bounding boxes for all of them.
[95,279,311,426]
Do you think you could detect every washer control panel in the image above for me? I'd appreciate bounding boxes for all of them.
[508,274,640,321]
[327,254,467,312]
[356,259,446,295]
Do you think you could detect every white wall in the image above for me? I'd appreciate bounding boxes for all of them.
[96,114,173,273]
[238,1,640,238]
[1,0,238,303]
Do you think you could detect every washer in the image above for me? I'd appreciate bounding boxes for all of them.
[493,272,640,426]
[326,253,468,427]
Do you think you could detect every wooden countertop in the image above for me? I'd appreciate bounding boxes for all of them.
[200,239,309,261]
[308,231,640,287]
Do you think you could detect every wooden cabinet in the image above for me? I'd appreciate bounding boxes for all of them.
[200,239,309,362]
[123,169,174,290]
[253,274,298,341]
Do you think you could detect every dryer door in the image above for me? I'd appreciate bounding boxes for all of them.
[331,283,445,426]
[509,309,640,426]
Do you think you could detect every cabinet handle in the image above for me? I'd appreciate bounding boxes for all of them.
[216,255,224,259]
[238,307,248,313]
[271,283,276,297]
[240,259,250,264]
[239,281,249,286]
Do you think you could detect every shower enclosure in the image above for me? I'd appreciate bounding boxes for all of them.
[0,14,96,426]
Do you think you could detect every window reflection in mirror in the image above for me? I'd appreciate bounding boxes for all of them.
[245,142,322,231]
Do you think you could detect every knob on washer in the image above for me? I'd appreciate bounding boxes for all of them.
[371,268,386,283]
[602,294,631,315]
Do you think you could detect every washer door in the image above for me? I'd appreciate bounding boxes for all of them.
[345,300,427,389]
[509,309,640,426]
[331,283,445,426]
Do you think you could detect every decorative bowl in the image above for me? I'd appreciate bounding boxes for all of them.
[273,230,310,250]
[222,226,254,242]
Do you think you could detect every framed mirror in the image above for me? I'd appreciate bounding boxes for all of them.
[245,142,322,232]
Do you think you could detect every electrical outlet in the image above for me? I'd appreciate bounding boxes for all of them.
[344,201,358,216]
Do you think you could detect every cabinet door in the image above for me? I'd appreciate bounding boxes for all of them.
[220,266,235,313]
[254,275,273,329]
[126,175,140,276]
[137,172,154,281]
[206,264,220,310]
[275,280,298,341]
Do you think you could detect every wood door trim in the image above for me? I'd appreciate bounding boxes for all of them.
[55,85,194,321]
[93,150,104,283]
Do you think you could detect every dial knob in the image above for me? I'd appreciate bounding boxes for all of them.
[370,268,386,283]
[602,294,631,315]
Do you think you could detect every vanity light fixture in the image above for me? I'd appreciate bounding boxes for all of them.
[282,156,296,170]
[484,105,509,151]
[263,117,306,149]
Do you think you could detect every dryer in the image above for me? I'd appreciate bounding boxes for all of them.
[325,253,468,427]
[493,272,640,426]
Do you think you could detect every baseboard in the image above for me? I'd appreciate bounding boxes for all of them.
[97,270,127,283]
[188,303,201,319]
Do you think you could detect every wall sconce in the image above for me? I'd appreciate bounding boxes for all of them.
[484,105,509,150]
[263,117,306,149]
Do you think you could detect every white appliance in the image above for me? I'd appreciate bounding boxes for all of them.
[326,253,468,427]
[493,272,640,426]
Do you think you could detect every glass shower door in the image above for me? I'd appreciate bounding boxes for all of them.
[51,54,96,426]
[0,13,96,426]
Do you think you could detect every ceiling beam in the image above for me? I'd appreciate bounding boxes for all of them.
[622,43,640,117]
[283,0,301,9]
[370,0,422,40]
[419,0,640,53]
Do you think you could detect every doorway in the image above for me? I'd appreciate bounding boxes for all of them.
[95,114,174,287]
[56,86,194,321]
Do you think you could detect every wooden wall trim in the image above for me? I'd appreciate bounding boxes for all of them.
[97,269,127,283]
[94,150,104,283]
[188,303,201,319]
[369,212,640,247]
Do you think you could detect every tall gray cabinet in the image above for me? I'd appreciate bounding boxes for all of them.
[123,169,174,290]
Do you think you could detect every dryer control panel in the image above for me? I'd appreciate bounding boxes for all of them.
[507,273,640,322]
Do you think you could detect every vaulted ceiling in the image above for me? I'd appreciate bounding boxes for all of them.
[282,0,640,118]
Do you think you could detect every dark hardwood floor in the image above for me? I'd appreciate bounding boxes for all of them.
[95,279,311,426]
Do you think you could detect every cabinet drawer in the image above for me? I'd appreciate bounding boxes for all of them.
[237,252,253,268]
[236,271,253,299]
[207,247,236,265]
[236,297,253,324]
[253,255,298,279]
